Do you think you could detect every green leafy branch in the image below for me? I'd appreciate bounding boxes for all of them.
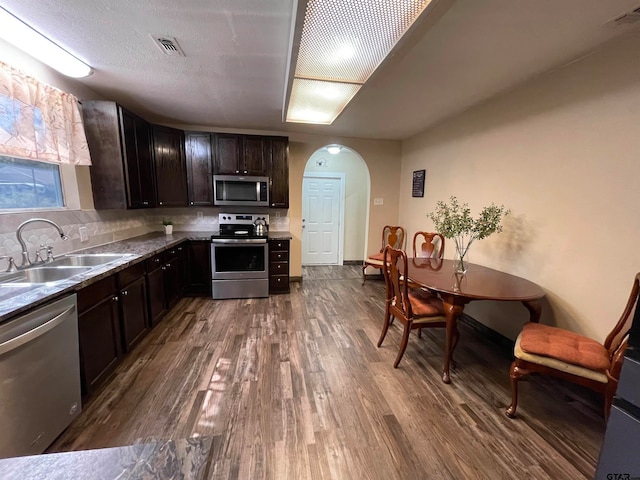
[428,196,510,257]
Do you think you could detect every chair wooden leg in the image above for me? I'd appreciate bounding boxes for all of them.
[362,264,367,285]
[506,360,528,418]
[377,303,392,347]
[393,321,412,368]
[418,328,422,339]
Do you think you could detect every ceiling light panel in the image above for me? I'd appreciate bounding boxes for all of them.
[296,0,432,83]
[0,7,92,78]
[287,78,361,124]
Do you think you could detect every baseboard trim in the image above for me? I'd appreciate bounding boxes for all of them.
[290,276,302,283]
[459,314,514,355]
[343,260,363,266]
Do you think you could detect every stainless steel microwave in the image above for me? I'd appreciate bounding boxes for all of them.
[213,175,269,206]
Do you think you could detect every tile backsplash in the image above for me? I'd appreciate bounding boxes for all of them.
[0,208,289,267]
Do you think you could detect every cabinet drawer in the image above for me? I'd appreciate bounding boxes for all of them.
[270,262,289,275]
[78,275,117,313]
[146,253,165,272]
[270,250,288,262]
[117,261,145,287]
[269,275,289,293]
[269,240,289,252]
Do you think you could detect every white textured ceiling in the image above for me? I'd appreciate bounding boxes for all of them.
[2,0,639,139]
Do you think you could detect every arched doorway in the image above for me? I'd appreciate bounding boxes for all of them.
[301,144,370,266]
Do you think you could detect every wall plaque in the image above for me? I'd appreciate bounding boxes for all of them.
[412,170,425,198]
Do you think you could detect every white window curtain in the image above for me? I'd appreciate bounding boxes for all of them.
[0,60,91,165]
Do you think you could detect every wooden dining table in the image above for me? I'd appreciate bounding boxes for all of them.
[405,257,545,383]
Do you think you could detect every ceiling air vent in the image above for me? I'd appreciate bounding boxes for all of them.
[151,35,185,56]
[614,6,640,25]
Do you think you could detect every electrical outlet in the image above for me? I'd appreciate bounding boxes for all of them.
[79,226,89,242]
[197,211,203,221]
[374,198,384,206]
[275,211,281,218]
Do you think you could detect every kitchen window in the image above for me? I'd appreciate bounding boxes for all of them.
[0,155,65,209]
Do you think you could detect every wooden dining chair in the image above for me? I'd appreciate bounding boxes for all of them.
[413,231,445,259]
[362,225,405,285]
[377,246,451,368]
[506,272,640,420]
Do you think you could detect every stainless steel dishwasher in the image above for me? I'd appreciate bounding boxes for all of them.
[0,294,81,458]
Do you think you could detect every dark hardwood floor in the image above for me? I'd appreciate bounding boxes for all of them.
[49,265,605,479]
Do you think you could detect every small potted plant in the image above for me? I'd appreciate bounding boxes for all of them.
[163,219,173,235]
[428,196,509,274]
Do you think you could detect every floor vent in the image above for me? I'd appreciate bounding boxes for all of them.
[151,35,185,56]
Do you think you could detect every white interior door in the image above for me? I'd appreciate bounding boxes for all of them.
[302,176,343,265]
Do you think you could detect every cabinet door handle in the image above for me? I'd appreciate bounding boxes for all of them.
[190,202,194,205]
[161,266,166,271]
[112,296,119,302]
[121,290,128,296]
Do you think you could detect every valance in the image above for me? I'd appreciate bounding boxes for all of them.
[0,60,91,165]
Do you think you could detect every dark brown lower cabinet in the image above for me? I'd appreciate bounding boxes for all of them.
[77,240,216,399]
[117,262,149,352]
[146,252,167,327]
[185,240,212,296]
[77,275,122,396]
[164,246,186,309]
[269,239,290,294]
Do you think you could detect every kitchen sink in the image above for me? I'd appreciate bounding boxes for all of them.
[0,253,136,287]
[50,253,131,267]
[0,266,93,286]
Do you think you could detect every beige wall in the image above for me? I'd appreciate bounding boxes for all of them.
[400,34,640,342]
[288,134,402,277]
[303,147,370,262]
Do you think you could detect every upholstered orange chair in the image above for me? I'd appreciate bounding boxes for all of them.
[506,272,640,420]
[362,226,405,285]
[377,246,451,368]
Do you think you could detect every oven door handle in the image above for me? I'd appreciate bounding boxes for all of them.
[211,238,267,244]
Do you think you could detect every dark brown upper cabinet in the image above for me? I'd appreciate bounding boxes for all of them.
[213,134,268,176]
[152,125,188,207]
[185,132,213,206]
[82,101,156,209]
[242,135,268,176]
[268,136,289,208]
[213,133,241,175]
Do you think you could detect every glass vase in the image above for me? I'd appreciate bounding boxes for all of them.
[453,238,470,275]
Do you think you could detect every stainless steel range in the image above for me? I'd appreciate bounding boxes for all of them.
[211,213,269,299]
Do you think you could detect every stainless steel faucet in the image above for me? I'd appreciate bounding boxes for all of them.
[16,218,68,267]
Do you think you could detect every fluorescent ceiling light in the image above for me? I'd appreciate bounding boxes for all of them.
[287,78,361,125]
[0,7,92,78]
[327,146,341,154]
[285,0,433,125]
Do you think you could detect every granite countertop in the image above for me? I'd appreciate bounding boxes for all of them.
[0,230,293,324]
[267,231,292,240]
[0,437,212,480]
